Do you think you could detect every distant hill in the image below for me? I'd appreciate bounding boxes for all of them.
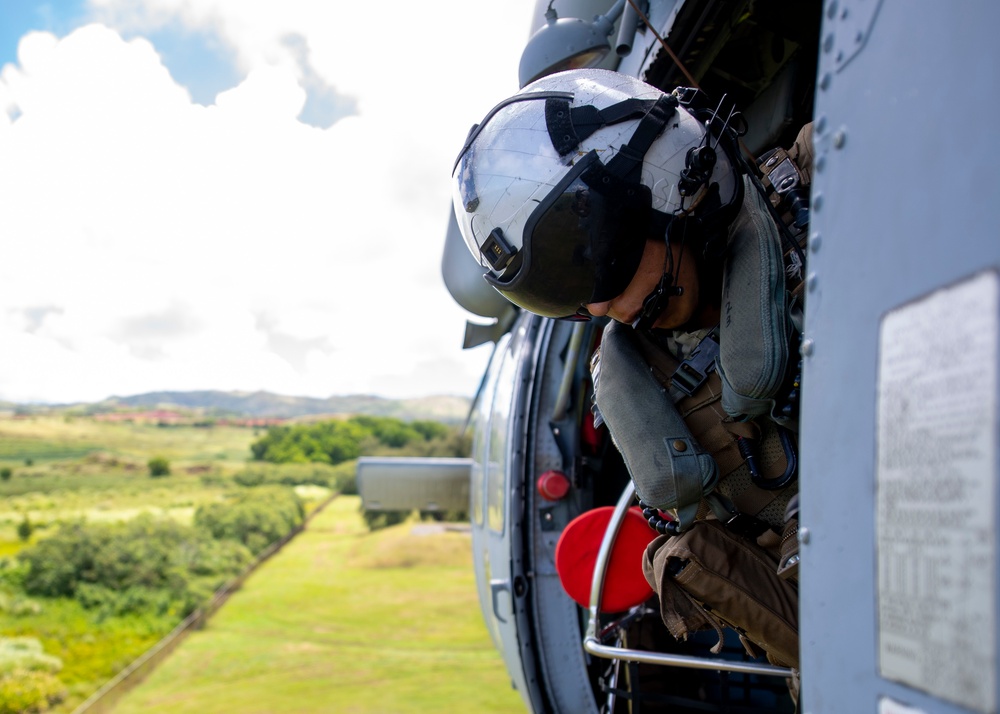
[9,390,472,424]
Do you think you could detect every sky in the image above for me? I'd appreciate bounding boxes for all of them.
[0,0,539,404]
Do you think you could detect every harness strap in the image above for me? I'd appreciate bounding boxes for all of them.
[631,329,796,530]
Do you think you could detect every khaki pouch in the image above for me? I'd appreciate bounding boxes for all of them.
[642,519,799,669]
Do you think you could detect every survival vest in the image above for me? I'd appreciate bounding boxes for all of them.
[590,124,814,578]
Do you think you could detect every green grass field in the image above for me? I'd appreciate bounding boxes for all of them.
[0,416,336,711]
[0,417,344,553]
[112,497,525,714]
[0,418,261,564]
[0,416,522,713]
[0,416,256,466]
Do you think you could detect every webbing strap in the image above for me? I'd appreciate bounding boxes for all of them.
[631,329,790,530]
[604,95,678,184]
[545,96,674,158]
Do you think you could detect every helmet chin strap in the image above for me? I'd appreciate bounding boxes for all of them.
[631,224,684,331]
[631,275,683,331]
[631,206,694,331]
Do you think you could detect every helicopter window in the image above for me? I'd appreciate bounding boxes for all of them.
[487,329,522,534]
[470,332,511,528]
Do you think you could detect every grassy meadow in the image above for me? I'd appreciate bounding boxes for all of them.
[0,416,260,540]
[0,414,280,711]
[113,497,524,714]
[0,414,522,714]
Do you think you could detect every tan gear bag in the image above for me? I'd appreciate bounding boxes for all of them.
[642,518,799,669]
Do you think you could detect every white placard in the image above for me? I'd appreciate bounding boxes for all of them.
[876,270,998,714]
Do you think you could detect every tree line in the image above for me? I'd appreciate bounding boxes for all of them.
[250,415,470,530]
[249,415,468,464]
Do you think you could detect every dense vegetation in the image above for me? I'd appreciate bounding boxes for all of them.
[0,638,64,714]
[194,486,304,555]
[230,461,357,492]
[249,415,467,464]
[0,416,323,713]
[15,511,261,617]
[0,412,467,712]
[0,487,305,712]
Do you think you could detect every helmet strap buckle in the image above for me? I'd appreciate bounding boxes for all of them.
[632,277,683,331]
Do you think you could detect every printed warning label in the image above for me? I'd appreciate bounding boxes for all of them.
[876,270,998,714]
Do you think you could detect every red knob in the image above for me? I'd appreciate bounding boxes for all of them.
[537,470,571,501]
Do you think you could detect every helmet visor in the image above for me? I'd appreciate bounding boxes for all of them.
[486,151,652,319]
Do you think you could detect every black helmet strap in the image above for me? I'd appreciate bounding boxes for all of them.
[544,93,683,324]
[604,94,678,184]
[547,96,654,156]
[545,95,679,174]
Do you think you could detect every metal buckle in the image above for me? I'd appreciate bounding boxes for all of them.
[671,330,720,397]
[724,512,772,540]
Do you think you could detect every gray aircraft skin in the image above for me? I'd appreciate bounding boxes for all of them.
[358,1,1000,712]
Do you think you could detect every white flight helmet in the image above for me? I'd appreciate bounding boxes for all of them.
[452,68,743,320]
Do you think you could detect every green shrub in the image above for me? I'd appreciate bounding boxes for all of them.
[418,510,469,523]
[0,592,41,617]
[0,639,65,714]
[330,461,358,495]
[233,470,266,487]
[0,638,62,675]
[0,669,65,714]
[233,462,340,489]
[0,560,27,591]
[362,509,411,531]
[16,516,253,616]
[195,487,304,555]
[147,457,171,477]
[0,468,10,481]
[181,536,252,581]
[76,583,176,618]
[16,518,32,542]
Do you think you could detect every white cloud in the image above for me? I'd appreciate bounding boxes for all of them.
[0,1,537,403]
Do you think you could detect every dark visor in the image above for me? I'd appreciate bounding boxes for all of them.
[485,151,654,319]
